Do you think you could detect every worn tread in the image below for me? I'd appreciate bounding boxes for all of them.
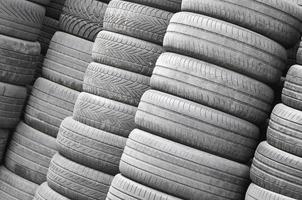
[124,0,181,12]
[34,182,70,200]
[38,17,60,55]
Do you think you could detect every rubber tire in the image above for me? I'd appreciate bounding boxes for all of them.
[42,31,93,91]
[46,0,66,20]
[104,0,173,44]
[24,78,79,137]
[0,0,45,41]
[282,64,302,110]
[73,92,137,137]
[120,129,250,200]
[0,166,38,200]
[47,153,113,200]
[124,0,181,12]
[106,174,181,200]
[57,117,126,175]
[28,0,50,6]
[38,17,59,55]
[5,122,57,185]
[136,90,259,163]
[92,31,163,76]
[0,34,41,85]
[0,129,9,162]
[0,82,27,129]
[250,141,302,199]
[83,62,150,106]
[60,0,107,41]
[34,182,70,200]
[152,52,274,124]
[164,12,287,84]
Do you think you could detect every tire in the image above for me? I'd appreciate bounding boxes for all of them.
[120,129,250,200]
[5,122,57,184]
[104,0,173,44]
[24,78,79,137]
[250,141,302,199]
[0,129,9,162]
[57,117,126,175]
[245,183,295,200]
[0,166,38,200]
[46,0,66,20]
[282,65,302,110]
[0,0,45,41]
[181,0,302,48]
[38,17,59,55]
[151,52,274,124]
[28,0,50,6]
[124,0,181,12]
[34,182,70,200]
[93,31,163,76]
[83,62,150,106]
[0,34,41,85]
[60,0,107,41]
[0,82,27,129]
[164,12,287,84]
[47,153,113,200]
[42,31,93,91]
[106,174,181,200]
[136,90,259,163]
[73,92,137,137]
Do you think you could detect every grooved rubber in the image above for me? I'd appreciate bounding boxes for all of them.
[73,92,137,137]
[38,17,59,55]
[250,141,302,199]
[42,31,93,91]
[104,0,173,44]
[28,0,50,6]
[5,122,57,185]
[164,12,287,84]
[0,166,38,200]
[46,0,66,20]
[24,78,79,137]
[0,0,45,41]
[92,31,163,76]
[33,182,70,200]
[151,52,274,124]
[120,129,250,200]
[0,129,9,162]
[47,153,113,200]
[125,0,181,12]
[57,117,126,175]
[83,62,150,106]
[60,0,107,41]
[106,174,181,200]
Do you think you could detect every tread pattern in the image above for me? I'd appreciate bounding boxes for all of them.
[33,182,70,200]
[151,52,274,124]
[47,153,113,200]
[24,78,79,137]
[120,129,250,200]
[60,0,107,41]
[164,12,287,84]
[83,62,150,106]
[250,141,302,199]
[0,166,38,200]
[0,0,45,41]
[28,0,50,6]
[38,17,60,55]
[57,117,126,175]
[125,0,181,12]
[104,0,173,44]
[42,31,93,91]
[92,31,163,76]
[46,0,66,20]
[136,90,259,163]
[106,174,181,200]
[5,122,57,184]
[0,82,27,129]
[73,92,137,137]
[0,129,9,162]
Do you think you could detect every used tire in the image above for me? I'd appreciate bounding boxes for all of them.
[28,0,50,6]
[250,141,302,199]
[164,12,287,84]
[151,52,274,124]
[5,122,57,184]
[47,153,113,200]
[0,82,27,129]
[136,90,259,163]
[46,0,66,20]
[104,0,173,44]
[0,129,9,162]
[60,0,107,41]
[120,129,250,200]
[24,78,79,137]
[33,182,70,200]
[92,31,163,76]
[125,0,181,12]
[38,17,59,55]
[83,62,150,106]
[73,92,137,137]
[0,0,45,41]
[57,117,126,175]
[42,31,93,91]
